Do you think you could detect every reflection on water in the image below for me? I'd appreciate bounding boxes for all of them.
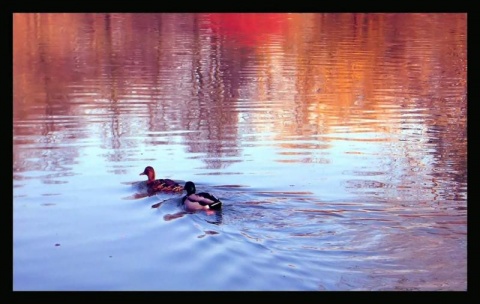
[13,13,466,291]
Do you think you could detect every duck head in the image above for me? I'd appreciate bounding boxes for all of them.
[184,181,196,195]
[140,166,155,183]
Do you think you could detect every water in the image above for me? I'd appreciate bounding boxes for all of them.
[13,13,467,291]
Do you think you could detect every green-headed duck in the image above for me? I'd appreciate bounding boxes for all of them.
[182,181,222,211]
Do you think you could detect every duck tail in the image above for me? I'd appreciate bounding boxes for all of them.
[209,201,222,210]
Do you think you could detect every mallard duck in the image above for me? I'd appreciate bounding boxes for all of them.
[139,166,183,194]
[182,181,222,211]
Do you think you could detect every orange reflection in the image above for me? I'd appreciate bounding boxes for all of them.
[13,13,467,180]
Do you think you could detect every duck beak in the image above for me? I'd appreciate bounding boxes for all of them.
[140,172,145,175]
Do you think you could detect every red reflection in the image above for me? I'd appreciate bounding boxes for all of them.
[204,13,289,46]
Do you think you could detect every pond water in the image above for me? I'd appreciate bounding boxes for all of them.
[13,13,467,291]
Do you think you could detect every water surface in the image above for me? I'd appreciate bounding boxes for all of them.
[13,13,467,291]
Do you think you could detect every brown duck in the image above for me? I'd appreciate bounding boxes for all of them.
[139,166,183,194]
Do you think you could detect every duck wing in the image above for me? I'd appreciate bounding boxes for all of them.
[151,179,183,192]
[197,192,222,210]
[198,192,220,202]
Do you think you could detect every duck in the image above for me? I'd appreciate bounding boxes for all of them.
[139,166,183,194]
[182,181,222,211]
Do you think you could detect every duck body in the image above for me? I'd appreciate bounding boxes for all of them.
[182,181,222,211]
[140,166,183,194]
